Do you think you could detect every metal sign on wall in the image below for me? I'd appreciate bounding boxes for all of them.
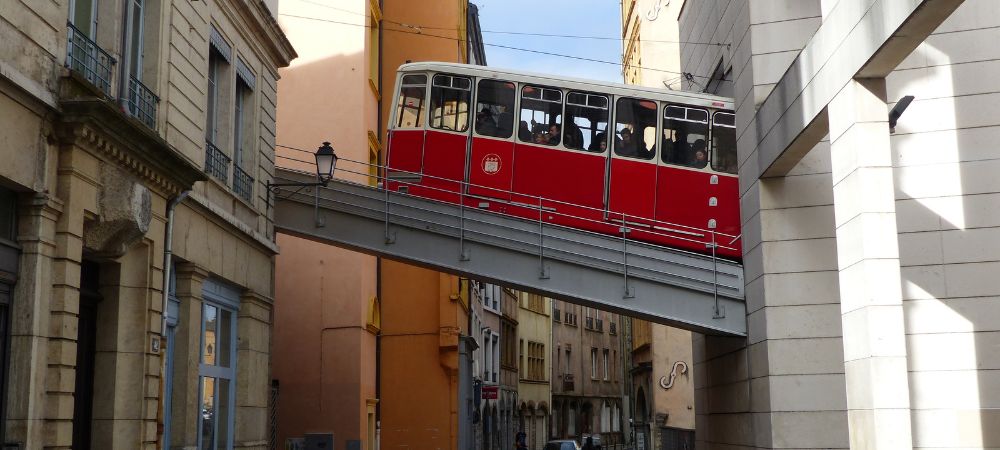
[482,385,498,400]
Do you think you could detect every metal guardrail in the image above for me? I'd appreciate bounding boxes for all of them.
[205,141,231,183]
[274,147,741,255]
[233,165,254,203]
[66,22,115,97]
[126,75,159,130]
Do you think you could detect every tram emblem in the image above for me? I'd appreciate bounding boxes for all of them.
[482,154,501,174]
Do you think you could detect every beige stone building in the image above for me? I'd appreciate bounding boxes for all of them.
[516,292,551,450]
[0,0,294,449]
[678,0,1000,448]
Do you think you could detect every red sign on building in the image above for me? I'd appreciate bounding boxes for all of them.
[481,385,498,400]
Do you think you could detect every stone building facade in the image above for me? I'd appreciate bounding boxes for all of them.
[516,293,552,450]
[677,0,1000,448]
[0,0,294,449]
[550,301,624,447]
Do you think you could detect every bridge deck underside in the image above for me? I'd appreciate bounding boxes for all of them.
[273,169,746,336]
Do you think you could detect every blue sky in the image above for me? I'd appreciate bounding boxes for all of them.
[473,0,623,83]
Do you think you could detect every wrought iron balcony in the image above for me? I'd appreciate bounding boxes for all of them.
[233,164,254,203]
[126,76,159,130]
[205,141,230,183]
[66,22,115,97]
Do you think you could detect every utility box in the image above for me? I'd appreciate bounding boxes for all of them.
[305,433,334,450]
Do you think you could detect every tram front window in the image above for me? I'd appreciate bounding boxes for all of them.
[711,112,737,174]
[395,74,427,128]
[614,98,657,160]
[565,92,608,152]
[519,85,563,146]
[429,74,471,132]
[475,80,516,138]
[662,106,709,168]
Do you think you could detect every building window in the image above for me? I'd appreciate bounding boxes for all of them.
[526,294,544,313]
[366,400,378,450]
[602,349,609,381]
[501,321,517,370]
[527,342,545,382]
[205,28,232,184]
[368,0,381,97]
[590,348,598,379]
[519,339,525,379]
[198,280,239,450]
[232,58,256,203]
[367,130,381,186]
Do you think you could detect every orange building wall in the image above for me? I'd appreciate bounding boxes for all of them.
[273,1,379,449]
[380,0,468,133]
[380,260,469,450]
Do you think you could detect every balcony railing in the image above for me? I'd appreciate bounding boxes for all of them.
[66,22,115,97]
[233,164,254,203]
[205,141,230,183]
[126,75,159,130]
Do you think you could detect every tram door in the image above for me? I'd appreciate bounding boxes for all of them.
[387,74,429,184]
[468,79,517,203]
[423,74,473,203]
[607,98,658,227]
[655,106,712,242]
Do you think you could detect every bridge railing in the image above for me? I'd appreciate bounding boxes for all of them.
[273,146,741,254]
[273,145,743,312]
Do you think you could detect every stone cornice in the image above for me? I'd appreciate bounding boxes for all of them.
[224,0,297,70]
[56,96,206,197]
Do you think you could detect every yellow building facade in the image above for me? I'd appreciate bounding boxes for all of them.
[0,0,294,449]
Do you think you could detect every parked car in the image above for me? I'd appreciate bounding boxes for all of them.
[545,440,582,450]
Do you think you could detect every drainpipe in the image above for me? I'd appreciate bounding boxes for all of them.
[159,189,189,448]
[161,191,189,339]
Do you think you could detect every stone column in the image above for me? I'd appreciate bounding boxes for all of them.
[827,78,912,449]
[234,290,273,450]
[169,263,208,448]
[5,194,62,448]
[90,244,155,450]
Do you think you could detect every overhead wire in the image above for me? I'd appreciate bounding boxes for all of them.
[291,0,726,46]
[278,12,729,81]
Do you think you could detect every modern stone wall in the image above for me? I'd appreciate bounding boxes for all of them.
[680,0,1000,448]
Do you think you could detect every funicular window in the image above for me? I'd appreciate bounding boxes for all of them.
[475,79,516,138]
[518,85,563,146]
[429,74,471,132]
[565,91,609,152]
[395,74,427,128]
[662,105,709,168]
[614,98,657,160]
[711,112,737,174]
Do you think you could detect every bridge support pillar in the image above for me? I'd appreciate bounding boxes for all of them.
[828,78,912,449]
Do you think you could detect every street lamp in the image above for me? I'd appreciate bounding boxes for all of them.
[266,141,339,214]
[314,141,337,184]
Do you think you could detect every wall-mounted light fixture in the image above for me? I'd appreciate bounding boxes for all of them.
[889,95,915,134]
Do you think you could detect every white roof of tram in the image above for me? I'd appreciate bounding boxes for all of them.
[397,61,735,111]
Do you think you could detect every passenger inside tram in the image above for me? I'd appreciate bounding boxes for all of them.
[616,127,636,154]
[689,139,708,168]
[547,124,561,145]
[476,108,498,135]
